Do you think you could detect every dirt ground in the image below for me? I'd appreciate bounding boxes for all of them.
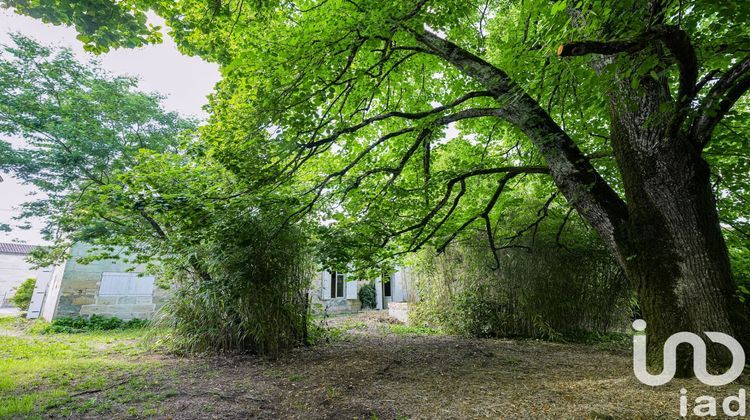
[5,311,746,419]
[139,312,742,419]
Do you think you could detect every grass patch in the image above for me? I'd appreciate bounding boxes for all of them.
[339,320,367,331]
[307,322,348,344]
[0,316,29,329]
[0,318,165,418]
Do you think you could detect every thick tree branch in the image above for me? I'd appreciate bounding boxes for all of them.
[283,106,517,231]
[383,165,549,250]
[556,25,696,86]
[412,28,629,254]
[691,54,750,148]
[136,208,167,239]
[502,192,557,249]
[379,128,431,194]
[557,32,664,57]
[314,107,520,198]
[482,174,518,269]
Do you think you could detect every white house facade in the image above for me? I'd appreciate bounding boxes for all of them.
[310,266,416,322]
[0,242,49,309]
[7,241,415,323]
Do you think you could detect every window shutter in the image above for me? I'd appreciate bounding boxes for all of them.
[100,273,154,296]
[345,277,358,299]
[321,271,331,300]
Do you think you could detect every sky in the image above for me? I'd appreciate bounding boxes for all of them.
[0,9,221,245]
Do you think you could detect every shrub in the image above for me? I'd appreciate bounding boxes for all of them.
[410,236,632,341]
[155,216,314,355]
[358,282,376,309]
[41,315,149,333]
[11,278,36,311]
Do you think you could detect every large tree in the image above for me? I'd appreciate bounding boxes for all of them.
[0,34,192,256]
[4,0,750,373]
[0,36,312,353]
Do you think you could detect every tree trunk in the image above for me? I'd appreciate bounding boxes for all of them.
[416,26,749,377]
[609,75,750,375]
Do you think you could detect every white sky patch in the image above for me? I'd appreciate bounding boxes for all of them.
[432,123,460,147]
[0,10,221,244]
[423,23,446,39]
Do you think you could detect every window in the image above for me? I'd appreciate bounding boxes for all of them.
[329,271,345,299]
[99,272,154,296]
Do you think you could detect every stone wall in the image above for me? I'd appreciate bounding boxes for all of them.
[76,288,170,320]
[319,297,362,314]
[52,244,168,320]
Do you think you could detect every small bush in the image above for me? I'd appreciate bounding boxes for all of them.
[306,321,346,344]
[11,278,36,311]
[41,315,149,334]
[358,282,376,309]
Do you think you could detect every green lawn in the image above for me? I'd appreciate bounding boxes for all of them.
[0,316,167,419]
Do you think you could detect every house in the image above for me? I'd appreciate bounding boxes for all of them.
[28,242,414,322]
[310,266,416,322]
[32,243,168,321]
[0,242,52,310]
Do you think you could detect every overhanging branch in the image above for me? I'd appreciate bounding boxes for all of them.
[691,54,750,148]
[382,165,550,251]
[410,27,629,253]
[301,91,493,148]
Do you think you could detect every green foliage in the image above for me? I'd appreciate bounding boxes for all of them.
[0,34,194,267]
[10,278,36,311]
[5,0,749,355]
[3,0,748,269]
[306,321,346,344]
[357,282,376,309]
[0,36,314,356]
[40,315,149,334]
[1,0,162,52]
[729,234,750,303]
[154,216,314,355]
[410,235,632,340]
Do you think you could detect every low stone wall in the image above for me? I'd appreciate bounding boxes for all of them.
[388,302,409,324]
[319,297,361,314]
[78,289,170,320]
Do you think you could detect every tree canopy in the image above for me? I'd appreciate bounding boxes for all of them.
[0,34,194,261]
[3,1,747,266]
